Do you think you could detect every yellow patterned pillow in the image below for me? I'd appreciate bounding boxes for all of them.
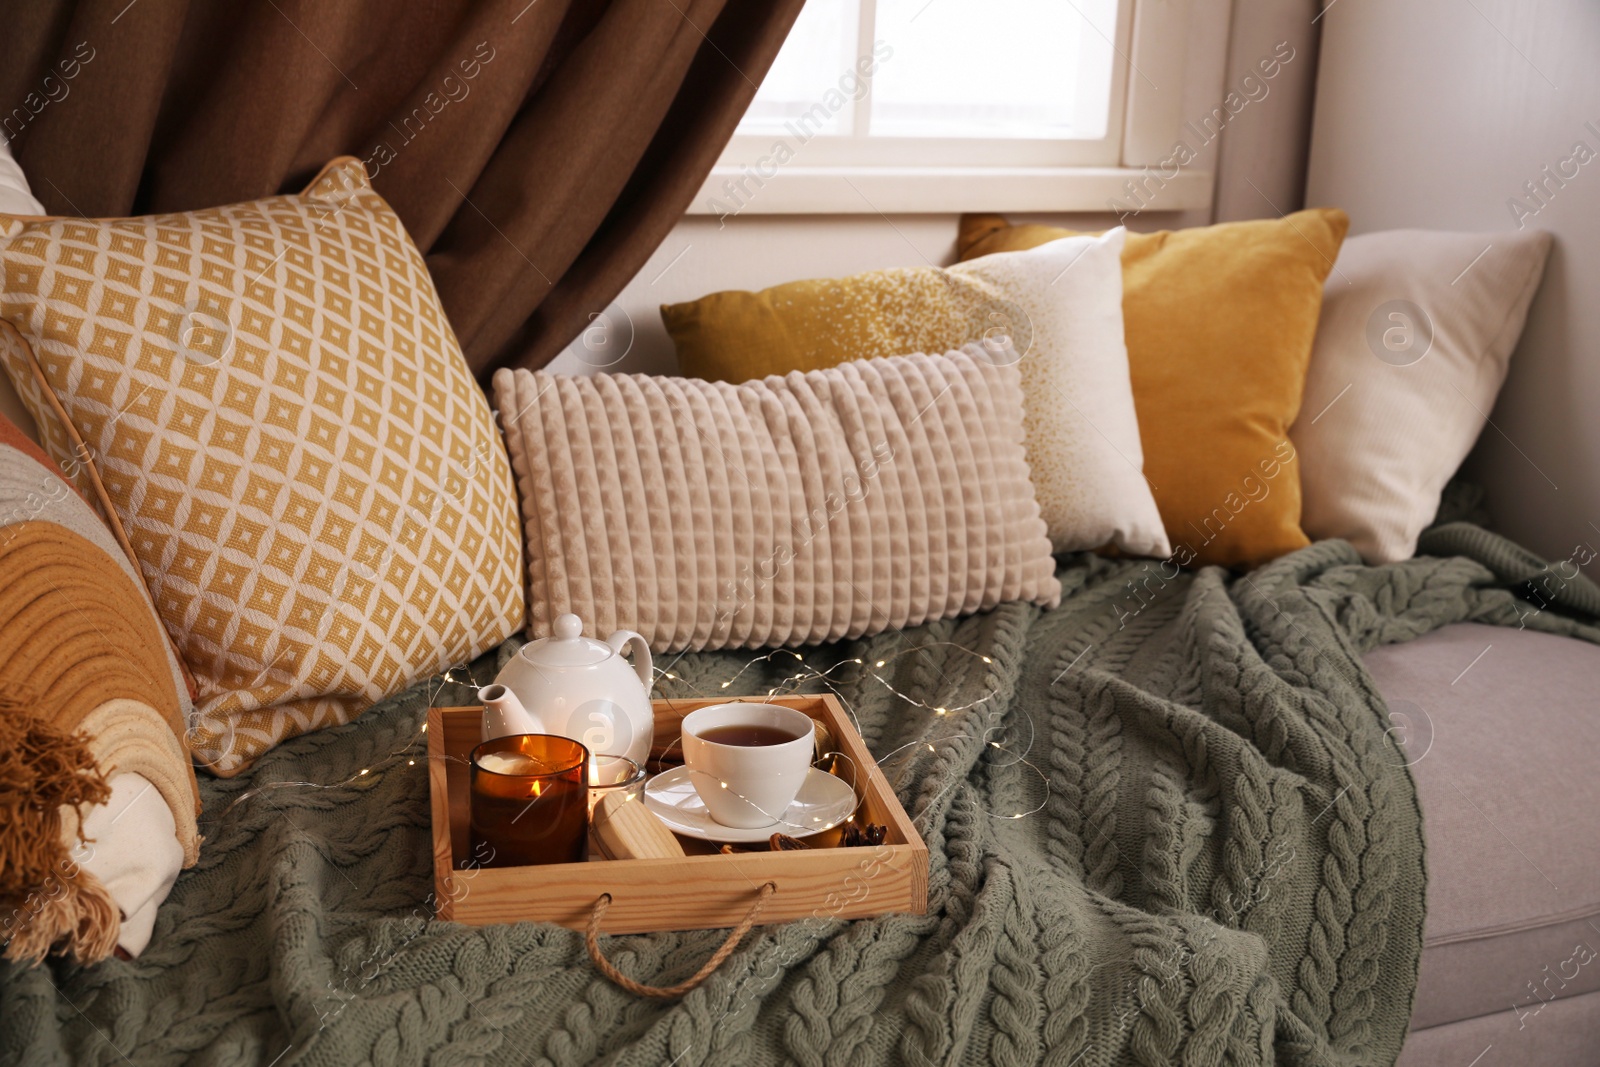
[0,158,524,775]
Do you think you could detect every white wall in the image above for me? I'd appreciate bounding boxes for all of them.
[544,208,1174,377]
[1306,0,1600,568]
[1210,0,1322,222]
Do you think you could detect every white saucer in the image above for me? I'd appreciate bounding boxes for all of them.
[643,766,858,844]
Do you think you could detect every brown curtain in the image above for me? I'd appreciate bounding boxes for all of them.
[0,0,802,377]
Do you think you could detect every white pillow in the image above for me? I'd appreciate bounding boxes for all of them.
[75,773,184,957]
[955,229,1170,558]
[0,138,42,439]
[0,137,45,215]
[1292,229,1552,562]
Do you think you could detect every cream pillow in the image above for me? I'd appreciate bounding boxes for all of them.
[0,138,42,439]
[493,347,1061,653]
[0,137,44,215]
[1291,229,1553,562]
[956,230,1169,557]
[664,229,1170,558]
[0,158,525,774]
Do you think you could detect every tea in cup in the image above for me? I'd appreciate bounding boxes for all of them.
[680,703,814,828]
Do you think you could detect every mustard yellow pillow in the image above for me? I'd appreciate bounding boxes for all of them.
[0,158,525,774]
[959,209,1349,568]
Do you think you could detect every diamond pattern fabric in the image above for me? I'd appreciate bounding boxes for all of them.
[0,158,524,775]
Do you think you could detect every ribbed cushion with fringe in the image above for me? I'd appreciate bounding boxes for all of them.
[493,346,1061,653]
[0,412,199,966]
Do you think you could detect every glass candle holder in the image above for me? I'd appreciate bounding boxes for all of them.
[469,734,589,868]
[586,753,646,818]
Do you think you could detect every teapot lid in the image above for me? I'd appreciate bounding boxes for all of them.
[523,614,614,667]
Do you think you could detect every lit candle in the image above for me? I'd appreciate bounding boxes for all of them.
[469,734,589,868]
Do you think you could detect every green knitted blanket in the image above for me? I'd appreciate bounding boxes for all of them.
[5,525,1598,1067]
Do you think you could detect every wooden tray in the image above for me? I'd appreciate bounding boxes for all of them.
[427,695,928,934]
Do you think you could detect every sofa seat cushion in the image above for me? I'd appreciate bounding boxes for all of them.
[1365,622,1600,1031]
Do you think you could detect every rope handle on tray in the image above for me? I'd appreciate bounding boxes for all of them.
[585,881,777,998]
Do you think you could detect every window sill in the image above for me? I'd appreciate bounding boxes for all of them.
[686,165,1215,217]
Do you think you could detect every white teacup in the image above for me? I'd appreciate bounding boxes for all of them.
[680,703,814,828]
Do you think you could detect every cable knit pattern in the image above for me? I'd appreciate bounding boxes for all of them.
[494,348,1061,653]
[4,526,1598,1066]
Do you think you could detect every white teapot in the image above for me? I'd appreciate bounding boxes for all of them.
[480,613,654,767]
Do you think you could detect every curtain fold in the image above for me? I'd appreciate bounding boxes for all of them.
[0,0,802,377]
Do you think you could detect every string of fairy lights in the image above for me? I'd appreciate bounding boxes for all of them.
[203,640,1052,829]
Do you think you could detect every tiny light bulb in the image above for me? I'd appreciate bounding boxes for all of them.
[875,660,885,668]
[359,768,369,776]
[407,759,415,766]
[936,707,947,715]
[982,656,992,664]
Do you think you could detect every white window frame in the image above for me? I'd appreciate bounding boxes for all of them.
[688,0,1214,216]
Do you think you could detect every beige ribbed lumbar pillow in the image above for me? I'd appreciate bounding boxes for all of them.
[494,346,1061,652]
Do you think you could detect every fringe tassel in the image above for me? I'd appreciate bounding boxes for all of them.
[3,866,120,964]
[0,691,120,965]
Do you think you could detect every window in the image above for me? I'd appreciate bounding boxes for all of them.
[738,0,1123,162]
[695,0,1215,216]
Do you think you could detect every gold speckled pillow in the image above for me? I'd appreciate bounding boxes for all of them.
[0,158,525,775]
